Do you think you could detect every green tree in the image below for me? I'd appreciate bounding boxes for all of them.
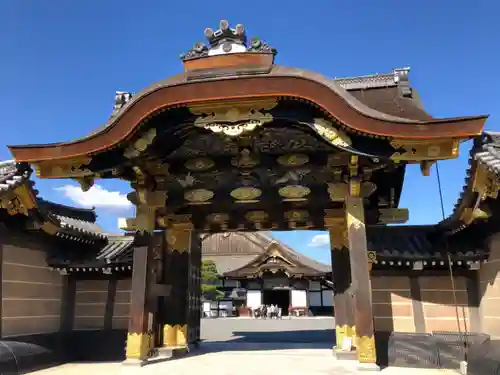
[201,260,224,300]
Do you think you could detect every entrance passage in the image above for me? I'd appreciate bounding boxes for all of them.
[263,289,290,315]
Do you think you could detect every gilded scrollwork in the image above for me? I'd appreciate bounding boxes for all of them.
[190,99,277,138]
[203,121,263,137]
[313,118,352,148]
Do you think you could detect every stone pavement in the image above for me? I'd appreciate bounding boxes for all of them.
[31,343,457,375]
[30,319,457,374]
[201,316,335,343]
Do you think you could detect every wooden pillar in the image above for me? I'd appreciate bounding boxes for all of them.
[125,231,155,360]
[188,233,202,345]
[161,221,201,348]
[327,223,355,351]
[346,192,377,365]
[125,189,165,362]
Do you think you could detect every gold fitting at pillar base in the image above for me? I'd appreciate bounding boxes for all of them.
[126,332,153,360]
[163,324,188,348]
[356,335,377,364]
[335,325,356,350]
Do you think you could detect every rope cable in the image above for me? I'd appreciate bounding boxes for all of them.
[435,161,469,361]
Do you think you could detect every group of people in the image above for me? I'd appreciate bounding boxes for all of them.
[250,304,283,319]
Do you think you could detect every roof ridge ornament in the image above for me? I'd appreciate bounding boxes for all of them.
[180,20,277,61]
[393,67,412,98]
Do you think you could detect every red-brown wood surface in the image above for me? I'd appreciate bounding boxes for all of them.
[183,52,273,71]
[9,74,487,163]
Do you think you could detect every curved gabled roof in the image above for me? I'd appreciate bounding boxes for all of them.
[8,64,486,163]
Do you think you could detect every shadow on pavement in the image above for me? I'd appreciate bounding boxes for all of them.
[184,329,336,358]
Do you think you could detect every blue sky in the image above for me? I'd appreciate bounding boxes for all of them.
[1,1,498,264]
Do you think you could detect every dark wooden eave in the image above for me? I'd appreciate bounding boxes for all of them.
[366,225,488,266]
[48,235,135,272]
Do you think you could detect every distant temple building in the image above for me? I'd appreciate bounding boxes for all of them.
[201,232,333,316]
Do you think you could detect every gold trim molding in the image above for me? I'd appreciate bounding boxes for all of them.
[390,138,459,162]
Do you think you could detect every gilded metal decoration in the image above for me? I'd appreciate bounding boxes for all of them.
[204,121,262,137]
[327,182,348,201]
[184,188,214,203]
[230,186,262,201]
[313,118,352,148]
[275,170,309,184]
[277,154,309,167]
[185,157,215,171]
[190,99,277,138]
[278,185,311,199]
[349,179,361,197]
[124,128,157,159]
[35,156,92,179]
[231,148,259,168]
[357,335,377,364]
[284,210,309,221]
[166,230,192,253]
[125,332,152,360]
[207,213,229,224]
[390,138,459,161]
[246,211,269,222]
